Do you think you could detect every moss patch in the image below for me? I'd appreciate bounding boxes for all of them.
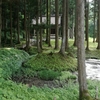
[23,53,77,72]
[81,90,93,100]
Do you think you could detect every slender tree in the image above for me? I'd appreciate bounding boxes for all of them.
[59,0,66,56]
[93,0,96,42]
[10,0,13,46]
[77,0,93,99]
[73,0,78,46]
[55,0,59,49]
[40,0,43,49]
[97,0,100,49]
[36,0,41,53]
[0,0,2,47]
[65,0,69,51]
[48,0,51,46]
[46,0,49,44]
[85,0,89,50]
[17,0,20,43]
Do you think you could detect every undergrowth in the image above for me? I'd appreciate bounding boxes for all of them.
[86,50,100,59]
[0,78,100,100]
[0,42,100,100]
[0,48,29,79]
[0,78,79,100]
[23,53,77,72]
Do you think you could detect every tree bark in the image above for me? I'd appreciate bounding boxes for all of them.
[65,0,69,51]
[10,0,13,46]
[73,0,78,46]
[36,0,41,53]
[77,0,92,99]
[45,0,51,46]
[40,0,43,49]
[17,0,20,44]
[97,0,100,49]
[55,0,59,49]
[93,0,96,43]
[85,0,89,50]
[59,0,66,56]
[0,0,2,47]
[46,0,49,44]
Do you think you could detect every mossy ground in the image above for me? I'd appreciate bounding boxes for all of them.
[23,53,77,71]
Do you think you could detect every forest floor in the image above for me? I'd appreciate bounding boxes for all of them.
[12,76,68,88]
[1,38,100,100]
[11,38,100,88]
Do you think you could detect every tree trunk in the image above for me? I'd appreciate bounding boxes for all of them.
[97,0,100,49]
[0,0,2,47]
[55,0,59,49]
[59,0,66,56]
[36,0,41,53]
[10,0,13,46]
[65,0,69,51]
[93,0,96,43]
[46,0,49,44]
[26,14,30,49]
[17,0,20,44]
[85,0,89,50]
[77,0,93,99]
[24,0,28,50]
[73,0,77,46]
[45,0,51,46]
[40,0,43,49]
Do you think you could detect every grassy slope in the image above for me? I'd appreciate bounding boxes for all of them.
[1,38,100,100]
[24,53,77,71]
[0,48,29,79]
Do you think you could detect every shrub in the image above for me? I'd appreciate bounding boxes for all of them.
[58,71,77,81]
[0,48,29,79]
[28,46,38,55]
[38,70,61,80]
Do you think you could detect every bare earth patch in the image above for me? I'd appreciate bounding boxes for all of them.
[12,76,66,88]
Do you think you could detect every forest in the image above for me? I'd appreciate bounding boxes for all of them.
[0,0,100,100]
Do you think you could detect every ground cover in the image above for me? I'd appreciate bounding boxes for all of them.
[0,39,100,100]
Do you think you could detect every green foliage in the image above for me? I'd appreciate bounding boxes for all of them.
[0,48,29,79]
[67,46,77,57]
[86,50,100,59]
[38,70,61,80]
[58,71,77,81]
[28,46,38,55]
[23,53,77,72]
[0,78,79,100]
[87,80,100,98]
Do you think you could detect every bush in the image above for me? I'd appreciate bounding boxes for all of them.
[28,46,38,55]
[58,71,77,81]
[0,48,29,79]
[38,70,61,80]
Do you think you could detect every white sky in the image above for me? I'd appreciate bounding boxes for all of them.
[89,0,92,2]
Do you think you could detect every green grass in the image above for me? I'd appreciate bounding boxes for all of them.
[86,50,100,59]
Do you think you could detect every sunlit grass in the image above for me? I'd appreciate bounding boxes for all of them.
[87,38,97,50]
